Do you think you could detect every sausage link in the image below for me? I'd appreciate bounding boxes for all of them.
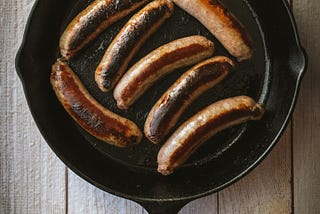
[114,35,215,110]
[172,0,253,61]
[60,0,151,60]
[95,0,174,92]
[50,59,142,147]
[145,56,233,144]
[157,96,264,175]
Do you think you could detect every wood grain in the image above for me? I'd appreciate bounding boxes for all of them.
[219,126,292,213]
[0,0,66,213]
[1,0,319,213]
[67,165,218,214]
[292,0,320,213]
[67,170,146,214]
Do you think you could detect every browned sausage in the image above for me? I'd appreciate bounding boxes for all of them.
[145,56,233,144]
[113,35,215,110]
[50,59,142,147]
[157,96,264,175]
[95,0,174,92]
[172,0,253,61]
[60,0,151,60]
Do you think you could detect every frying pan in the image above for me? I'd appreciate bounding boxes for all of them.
[16,0,307,213]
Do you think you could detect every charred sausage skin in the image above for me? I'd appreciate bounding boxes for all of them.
[145,56,234,144]
[95,0,174,92]
[50,60,142,147]
[60,0,151,60]
[157,96,264,175]
[114,35,215,110]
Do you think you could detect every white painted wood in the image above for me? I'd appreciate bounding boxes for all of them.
[219,127,292,214]
[67,167,218,214]
[292,0,320,213]
[0,0,66,213]
[1,0,319,213]
[67,170,146,214]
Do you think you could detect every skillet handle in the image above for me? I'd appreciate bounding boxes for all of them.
[137,200,190,214]
[289,46,308,78]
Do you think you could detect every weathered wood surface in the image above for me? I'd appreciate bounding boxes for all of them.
[1,0,319,213]
[0,1,66,213]
[219,126,292,214]
[293,0,320,213]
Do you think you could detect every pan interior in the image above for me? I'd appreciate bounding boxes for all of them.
[63,0,268,173]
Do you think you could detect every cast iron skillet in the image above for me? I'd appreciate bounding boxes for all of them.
[16,0,307,213]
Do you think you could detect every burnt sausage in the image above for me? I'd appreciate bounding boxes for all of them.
[50,59,142,147]
[95,0,174,92]
[157,96,264,175]
[114,35,215,110]
[60,0,151,60]
[172,0,253,61]
[145,56,233,144]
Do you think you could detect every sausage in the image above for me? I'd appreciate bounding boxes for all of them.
[157,96,264,175]
[172,0,253,61]
[59,0,151,60]
[95,0,174,92]
[114,35,215,110]
[145,56,233,144]
[50,59,142,147]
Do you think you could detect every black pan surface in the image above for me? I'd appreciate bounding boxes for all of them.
[16,0,307,213]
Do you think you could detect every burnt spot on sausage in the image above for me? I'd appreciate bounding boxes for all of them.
[252,103,264,119]
[99,72,113,89]
[70,102,105,131]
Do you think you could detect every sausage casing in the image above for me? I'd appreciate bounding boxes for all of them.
[50,59,142,147]
[172,0,253,61]
[60,0,151,60]
[95,0,174,92]
[145,56,233,144]
[157,96,264,175]
[113,35,215,110]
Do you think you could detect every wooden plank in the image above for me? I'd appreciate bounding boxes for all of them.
[4,0,316,213]
[0,0,66,213]
[292,0,320,213]
[219,127,292,213]
[67,170,147,214]
[67,168,218,214]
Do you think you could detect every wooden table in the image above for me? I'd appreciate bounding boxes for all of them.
[1,0,319,213]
